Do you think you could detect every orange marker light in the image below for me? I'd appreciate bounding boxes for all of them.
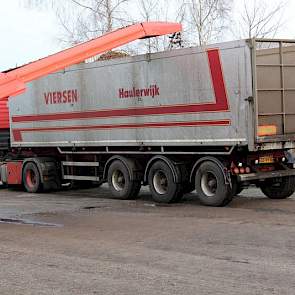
[258,125,277,137]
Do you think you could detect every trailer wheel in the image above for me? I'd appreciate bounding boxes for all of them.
[23,162,43,193]
[195,161,232,207]
[148,160,183,203]
[107,160,141,200]
[260,176,295,199]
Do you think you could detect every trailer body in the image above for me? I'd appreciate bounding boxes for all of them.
[3,36,295,206]
[9,40,250,150]
[10,39,295,152]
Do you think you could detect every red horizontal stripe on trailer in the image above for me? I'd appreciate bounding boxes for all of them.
[12,119,231,142]
[12,49,230,124]
[12,103,229,123]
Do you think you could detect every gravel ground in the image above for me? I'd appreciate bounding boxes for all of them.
[0,185,295,295]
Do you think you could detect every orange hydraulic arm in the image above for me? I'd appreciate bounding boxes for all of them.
[0,22,182,101]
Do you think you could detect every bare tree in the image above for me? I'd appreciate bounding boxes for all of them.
[135,0,179,53]
[56,0,132,45]
[237,0,288,39]
[21,0,233,51]
[180,0,232,46]
[21,0,132,45]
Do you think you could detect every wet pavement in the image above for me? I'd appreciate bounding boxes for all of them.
[0,185,295,294]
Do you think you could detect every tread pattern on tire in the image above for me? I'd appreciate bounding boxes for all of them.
[107,160,141,200]
[23,162,43,193]
[260,176,295,199]
[148,160,183,204]
[195,161,233,207]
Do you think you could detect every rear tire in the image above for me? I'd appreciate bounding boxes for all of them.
[195,161,232,207]
[148,160,183,203]
[23,162,43,193]
[108,160,141,200]
[260,176,295,199]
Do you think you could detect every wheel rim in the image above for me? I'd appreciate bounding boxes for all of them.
[112,169,125,191]
[201,172,217,197]
[153,170,168,195]
[26,169,36,189]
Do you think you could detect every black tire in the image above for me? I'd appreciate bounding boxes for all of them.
[107,160,141,200]
[260,176,295,199]
[195,161,232,207]
[23,162,43,193]
[148,160,183,203]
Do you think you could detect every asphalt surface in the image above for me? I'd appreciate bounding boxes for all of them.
[0,185,295,295]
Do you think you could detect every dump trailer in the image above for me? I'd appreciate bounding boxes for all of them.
[1,33,295,206]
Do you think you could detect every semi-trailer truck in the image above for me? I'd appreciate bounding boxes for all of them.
[1,23,295,206]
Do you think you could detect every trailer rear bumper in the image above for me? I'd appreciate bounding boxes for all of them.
[238,169,295,182]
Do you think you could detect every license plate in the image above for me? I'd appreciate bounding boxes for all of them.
[259,155,274,164]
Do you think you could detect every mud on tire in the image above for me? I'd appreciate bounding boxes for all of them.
[23,162,43,193]
[260,176,295,199]
[195,161,233,207]
[148,160,183,203]
[107,160,141,200]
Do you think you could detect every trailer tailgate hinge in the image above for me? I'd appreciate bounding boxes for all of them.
[245,96,254,102]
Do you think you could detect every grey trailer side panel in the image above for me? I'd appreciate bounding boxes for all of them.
[9,40,252,149]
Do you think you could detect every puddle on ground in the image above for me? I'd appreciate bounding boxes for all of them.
[0,218,63,227]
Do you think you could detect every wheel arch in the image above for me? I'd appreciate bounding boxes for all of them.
[22,157,54,184]
[143,156,183,185]
[190,156,229,184]
[103,156,142,182]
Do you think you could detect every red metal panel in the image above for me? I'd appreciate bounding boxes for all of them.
[7,161,23,185]
[0,99,9,129]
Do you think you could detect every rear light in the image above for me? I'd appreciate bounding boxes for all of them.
[232,165,251,174]
[245,167,251,174]
[239,167,245,174]
[258,125,277,137]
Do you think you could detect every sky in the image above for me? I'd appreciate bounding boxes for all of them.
[0,1,60,71]
[1,0,295,71]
